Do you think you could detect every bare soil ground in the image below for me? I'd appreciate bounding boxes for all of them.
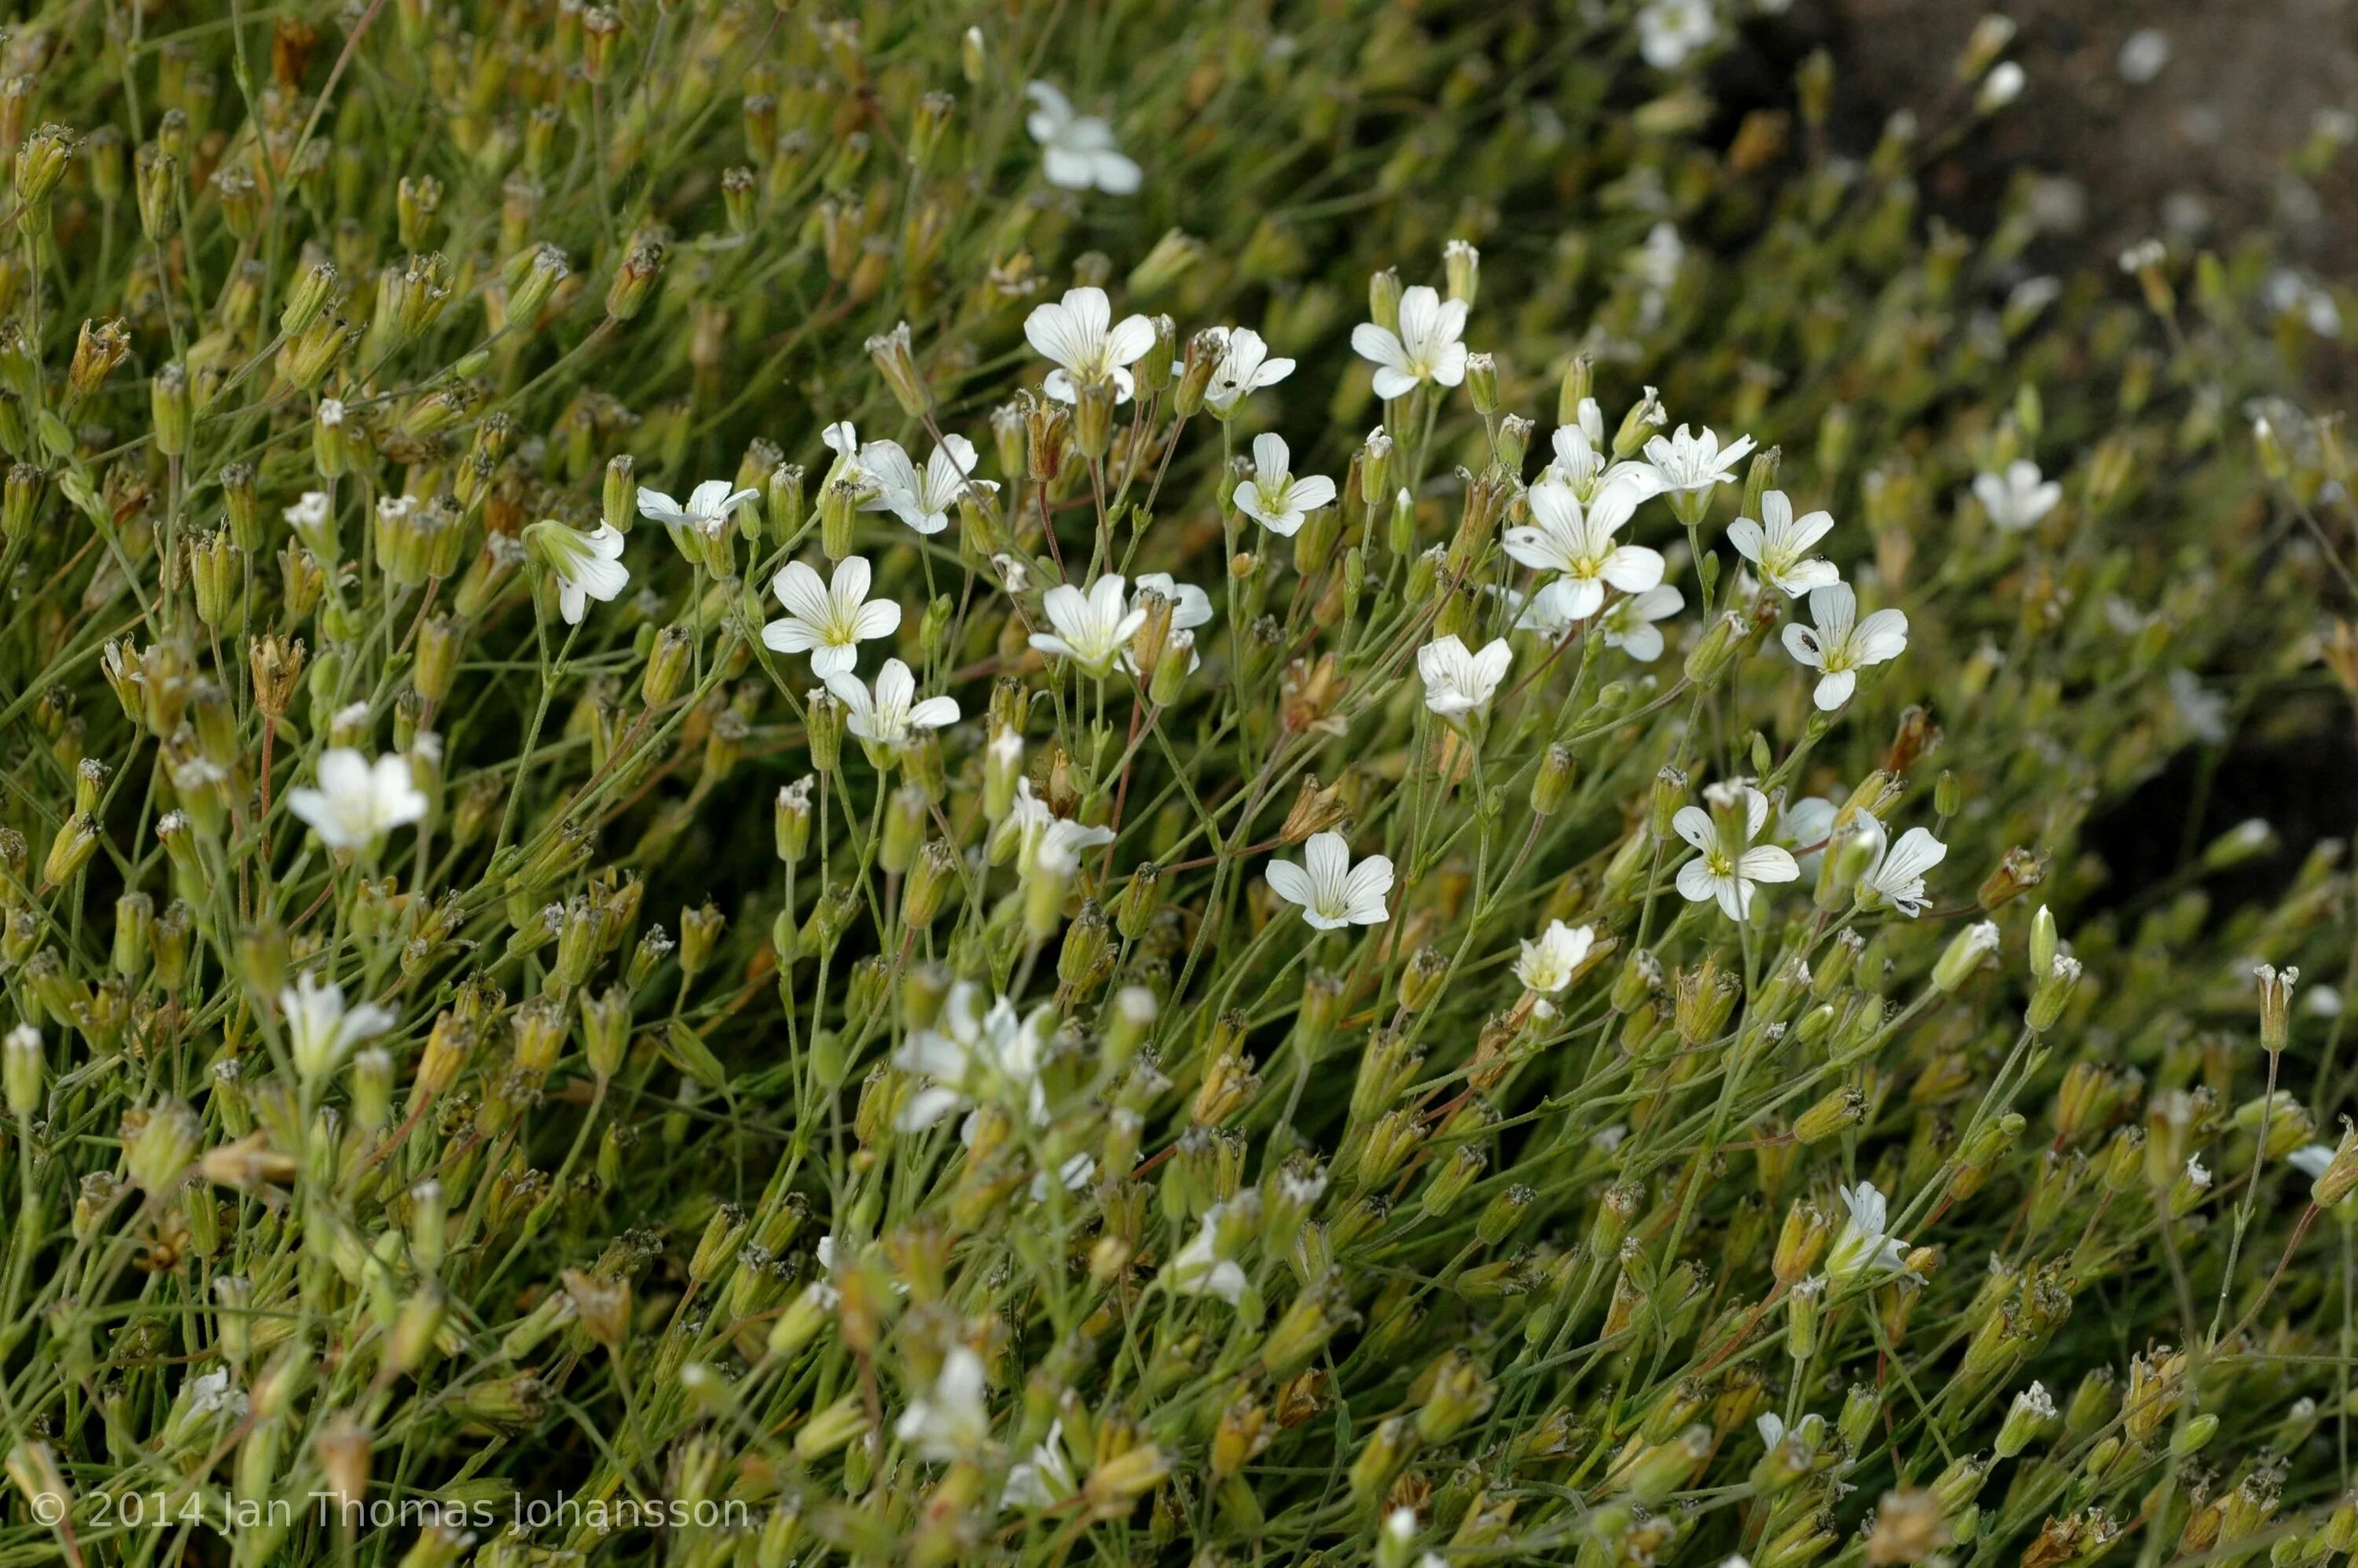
[1794,0,2358,264]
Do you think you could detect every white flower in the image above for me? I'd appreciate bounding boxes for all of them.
[524,520,630,625]
[825,659,960,754]
[1001,777,1117,877]
[285,491,330,529]
[1024,81,1140,195]
[1164,1206,1249,1303]
[2169,668,2230,746]
[1673,783,1801,920]
[1780,792,1839,876]
[2289,1144,2335,1180]
[1002,1419,1078,1509]
[1727,491,1840,598]
[2184,1155,2212,1190]
[279,970,394,1084]
[1416,634,1511,718]
[1124,572,1215,674]
[1643,423,1755,497]
[1025,286,1155,403]
[1600,584,1684,662]
[287,749,430,851]
[1515,921,1596,1016]
[1637,0,1718,67]
[1203,327,1296,416]
[1973,460,2062,531]
[858,435,992,536]
[1265,832,1394,931]
[1350,285,1470,401]
[1977,61,2025,111]
[1030,574,1150,676]
[1857,825,1946,917]
[184,1368,249,1419]
[1232,433,1338,537]
[636,479,759,538]
[2117,28,2171,83]
[1028,1152,1097,1203]
[1825,1180,1911,1281]
[1782,583,1910,711]
[762,556,902,679]
[1755,1412,1789,1449]
[894,982,1054,1133]
[1503,582,1574,641]
[895,1345,993,1463]
[1542,400,1662,504]
[1504,478,1665,621]
[1631,227,1684,298]
[821,420,861,465]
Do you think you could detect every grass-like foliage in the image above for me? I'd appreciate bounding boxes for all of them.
[0,2,2355,1566]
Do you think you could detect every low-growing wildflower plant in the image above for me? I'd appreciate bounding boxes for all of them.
[0,3,2353,1568]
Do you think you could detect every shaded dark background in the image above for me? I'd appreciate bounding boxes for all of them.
[1794,0,2358,265]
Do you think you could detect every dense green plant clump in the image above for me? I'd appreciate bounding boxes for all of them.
[3,1,2358,1566]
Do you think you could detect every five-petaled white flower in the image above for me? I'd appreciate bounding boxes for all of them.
[1024,81,1141,195]
[1025,286,1155,403]
[1857,824,1946,917]
[1265,832,1394,930]
[895,1345,994,1463]
[825,659,960,754]
[1351,285,1470,401]
[1416,633,1512,718]
[524,520,630,626]
[1825,1180,1912,1282]
[894,981,1053,1132]
[287,749,430,852]
[285,491,335,555]
[1002,1419,1078,1509]
[1126,572,1215,674]
[1504,478,1665,621]
[1232,433,1338,538]
[1515,920,1596,1017]
[2289,1144,2336,1181]
[1728,491,1840,598]
[1504,582,1574,641]
[1543,399,1662,504]
[1203,327,1296,416]
[1974,460,2062,531]
[1000,777,1117,878]
[1780,791,1840,875]
[1030,574,1150,677]
[1638,0,1719,68]
[1644,423,1755,497]
[280,970,395,1084]
[821,420,861,468]
[182,1368,250,1422]
[1600,584,1685,662]
[857,435,992,537]
[1163,1205,1249,1304]
[635,479,759,539]
[1673,782,1801,920]
[1782,582,1910,711]
[762,556,902,679]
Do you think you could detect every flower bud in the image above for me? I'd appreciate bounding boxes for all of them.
[2256,964,2297,1054]
[150,361,191,457]
[1931,921,2001,993]
[3,1024,42,1117]
[1464,351,1498,416]
[127,1097,201,1194]
[865,321,928,416]
[605,241,664,321]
